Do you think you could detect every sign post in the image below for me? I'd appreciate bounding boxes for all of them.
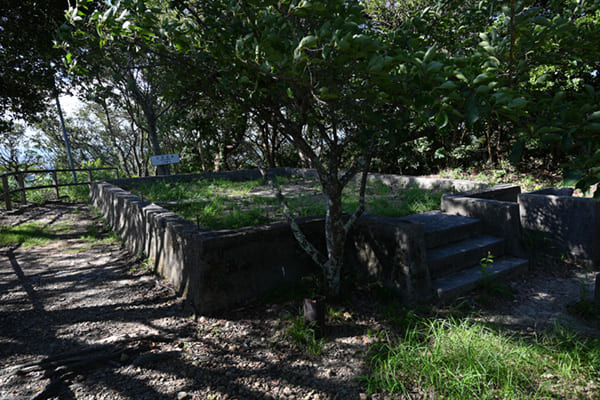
[151,153,180,166]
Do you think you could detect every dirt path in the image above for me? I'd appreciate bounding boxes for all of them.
[1,203,598,400]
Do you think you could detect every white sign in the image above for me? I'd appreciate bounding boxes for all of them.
[151,153,180,166]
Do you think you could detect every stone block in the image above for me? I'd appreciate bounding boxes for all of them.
[440,185,525,257]
[519,190,600,266]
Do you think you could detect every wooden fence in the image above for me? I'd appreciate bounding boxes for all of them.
[0,167,119,210]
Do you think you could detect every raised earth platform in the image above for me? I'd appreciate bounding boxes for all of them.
[91,169,567,314]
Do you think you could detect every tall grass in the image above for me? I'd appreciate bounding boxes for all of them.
[364,317,600,399]
[130,177,449,229]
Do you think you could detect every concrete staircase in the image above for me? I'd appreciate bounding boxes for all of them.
[400,211,528,302]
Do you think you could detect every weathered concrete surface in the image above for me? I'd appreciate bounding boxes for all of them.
[362,173,486,192]
[519,189,600,266]
[440,185,525,257]
[348,214,428,303]
[433,256,528,302]
[400,211,481,249]
[90,170,443,313]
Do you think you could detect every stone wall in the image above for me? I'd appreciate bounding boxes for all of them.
[440,185,525,257]
[91,169,478,313]
[519,188,600,266]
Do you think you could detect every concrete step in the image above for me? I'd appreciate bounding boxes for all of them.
[400,211,482,249]
[427,235,505,279]
[432,256,528,303]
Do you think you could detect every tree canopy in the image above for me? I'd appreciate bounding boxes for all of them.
[4,0,597,294]
[0,0,71,131]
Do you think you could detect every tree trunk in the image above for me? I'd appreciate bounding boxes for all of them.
[323,187,346,297]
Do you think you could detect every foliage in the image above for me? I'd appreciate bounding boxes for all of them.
[0,123,43,173]
[54,0,600,294]
[364,317,600,398]
[0,0,70,126]
[65,0,460,296]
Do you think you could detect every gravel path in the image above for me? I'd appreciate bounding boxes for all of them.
[1,202,598,400]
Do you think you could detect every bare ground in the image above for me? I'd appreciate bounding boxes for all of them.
[0,202,599,400]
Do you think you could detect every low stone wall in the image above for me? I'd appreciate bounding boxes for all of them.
[91,169,475,313]
[364,173,486,192]
[441,185,525,257]
[519,188,600,266]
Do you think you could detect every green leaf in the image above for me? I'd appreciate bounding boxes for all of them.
[508,98,527,109]
[535,73,551,85]
[466,95,479,125]
[298,35,317,49]
[587,111,600,121]
[426,61,444,73]
[473,73,490,85]
[423,44,436,63]
[476,85,491,95]
[563,169,585,187]
[439,81,457,90]
[455,72,468,83]
[584,122,600,133]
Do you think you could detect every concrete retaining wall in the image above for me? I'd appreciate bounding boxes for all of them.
[519,188,600,266]
[441,185,525,257]
[91,169,476,313]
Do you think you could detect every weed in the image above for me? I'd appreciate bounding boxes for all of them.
[364,317,600,399]
[326,305,352,323]
[479,251,494,275]
[130,257,153,274]
[284,311,325,356]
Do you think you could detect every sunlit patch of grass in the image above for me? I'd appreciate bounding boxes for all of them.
[364,317,600,399]
[0,222,61,248]
[129,177,450,229]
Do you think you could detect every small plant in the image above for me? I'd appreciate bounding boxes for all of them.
[284,311,325,356]
[479,251,494,276]
[476,251,515,302]
[130,257,153,274]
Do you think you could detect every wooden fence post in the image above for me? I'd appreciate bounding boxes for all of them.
[2,175,11,210]
[87,169,93,187]
[51,171,60,199]
[17,172,26,203]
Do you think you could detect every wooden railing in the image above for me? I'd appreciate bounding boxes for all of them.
[0,167,119,210]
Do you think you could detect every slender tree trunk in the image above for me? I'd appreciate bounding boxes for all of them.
[323,185,346,297]
[197,131,208,172]
[486,124,494,165]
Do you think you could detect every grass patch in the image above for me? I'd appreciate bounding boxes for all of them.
[364,317,600,399]
[439,161,563,192]
[284,311,326,356]
[0,218,119,249]
[0,222,70,248]
[129,176,450,230]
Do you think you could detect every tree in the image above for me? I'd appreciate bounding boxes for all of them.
[0,0,71,125]
[0,124,42,173]
[66,0,455,296]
